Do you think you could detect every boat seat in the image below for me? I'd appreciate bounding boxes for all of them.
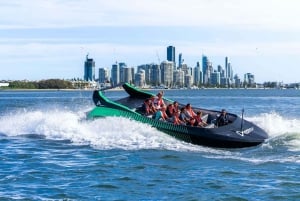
[201,114,208,123]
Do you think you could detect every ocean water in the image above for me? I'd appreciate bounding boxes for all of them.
[0,88,299,200]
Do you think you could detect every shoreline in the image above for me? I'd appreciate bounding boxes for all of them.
[0,87,297,92]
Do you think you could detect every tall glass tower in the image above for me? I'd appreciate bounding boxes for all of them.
[167,46,175,63]
[178,53,182,67]
[202,55,209,84]
[225,57,228,78]
[84,54,95,81]
[111,62,119,86]
[98,68,108,83]
[161,61,174,87]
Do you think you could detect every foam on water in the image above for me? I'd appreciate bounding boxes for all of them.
[0,109,299,163]
[0,109,201,152]
[248,112,300,137]
[247,112,300,152]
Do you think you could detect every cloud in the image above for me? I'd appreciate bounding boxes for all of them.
[1,0,300,30]
[1,0,300,82]
[1,37,300,64]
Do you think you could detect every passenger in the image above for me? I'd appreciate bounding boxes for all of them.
[153,91,165,110]
[141,98,153,116]
[171,110,185,125]
[166,101,179,117]
[194,111,208,127]
[217,109,229,126]
[152,105,168,121]
[148,98,157,114]
[185,103,197,119]
[173,101,179,114]
[166,104,174,118]
[179,107,195,126]
[179,107,188,122]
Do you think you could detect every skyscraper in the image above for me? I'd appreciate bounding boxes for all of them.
[123,67,134,84]
[228,63,233,81]
[178,53,183,67]
[185,74,193,88]
[202,55,212,85]
[173,69,184,87]
[225,57,228,78]
[119,62,127,83]
[135,70,145,87]
[211,71,221,86]
[111,62,119,86]
[161,61,173,87]
[244,73,255,87]
[194,64,202,86]
[151,64,161,86]
[167,46,175,68]
[98,68,108,83]
[84,54,95,81]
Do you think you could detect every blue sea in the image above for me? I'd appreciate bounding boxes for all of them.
[0,88,299,200]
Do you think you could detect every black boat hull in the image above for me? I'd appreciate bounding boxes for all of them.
[88,83,268,148]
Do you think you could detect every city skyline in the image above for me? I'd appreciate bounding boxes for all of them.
[92,46,255,88]
[1,0,300,83]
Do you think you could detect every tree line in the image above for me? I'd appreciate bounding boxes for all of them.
[7,79,74,89]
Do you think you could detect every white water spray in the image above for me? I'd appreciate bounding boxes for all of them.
[0,109,299,154]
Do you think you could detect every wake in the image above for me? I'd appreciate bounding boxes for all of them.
[247,112,300,151]
[0,108,200,151]
[0,109,299,155]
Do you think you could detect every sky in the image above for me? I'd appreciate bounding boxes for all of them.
[1,0,300,83]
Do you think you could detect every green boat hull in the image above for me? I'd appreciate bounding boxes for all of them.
[88,106,194,143]
[87,83,268,148]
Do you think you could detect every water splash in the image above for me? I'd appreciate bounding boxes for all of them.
[0,109,299,155]
[0,109,199,151]
[247,112,300,152]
